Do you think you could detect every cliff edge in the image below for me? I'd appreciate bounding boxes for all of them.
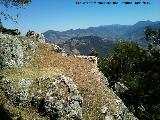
[0,33,137,120]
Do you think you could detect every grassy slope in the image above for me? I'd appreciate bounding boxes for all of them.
[0,41,120,120]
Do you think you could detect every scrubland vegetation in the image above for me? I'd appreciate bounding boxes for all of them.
[98,27,160,120]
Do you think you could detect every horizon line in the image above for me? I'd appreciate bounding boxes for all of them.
[44,20,160,33]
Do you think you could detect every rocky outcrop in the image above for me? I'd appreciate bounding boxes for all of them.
[91,66,137,120]
[0,33,38,68]
[26,30,45,43]
[0,33,137,120]
[100,99,138,120]
[51,44,64,53]
[0,34,24,68]
[114,82,128,96]
[0,75,83,120]
[75,55,98,65]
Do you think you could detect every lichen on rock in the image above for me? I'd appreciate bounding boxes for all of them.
[0,34,24,68]
[0,33,38,68]
[0,75,83,120]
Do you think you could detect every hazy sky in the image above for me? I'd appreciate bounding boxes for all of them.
[1,0,160,34]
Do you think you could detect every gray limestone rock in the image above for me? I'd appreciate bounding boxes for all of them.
[0,33,37,68]
[114,82,128,95]
[101,99,138,120]
[42,75,83,120]
[0,34,23,68]
[0,75,83,120]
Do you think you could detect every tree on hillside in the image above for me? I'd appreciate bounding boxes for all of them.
[0,19,3,28]
[0,0,31,22]
[145,27,160,59]
[100,41,149,88]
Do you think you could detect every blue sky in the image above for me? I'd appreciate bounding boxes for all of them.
[1,0,160,34]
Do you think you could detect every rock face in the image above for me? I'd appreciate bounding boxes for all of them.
[0,33,39,68]
[0,75,83,120]
[75,55,98,65]
[114,82,128,95]
[51,43,64,53]
[26,30,46,43]
[91,66,138,120]
[0,34,24,68]
[100,99,138,120]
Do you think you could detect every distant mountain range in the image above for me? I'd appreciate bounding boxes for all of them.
[44,21,160,57]
[44,21,160,44]
[58,36,116,57]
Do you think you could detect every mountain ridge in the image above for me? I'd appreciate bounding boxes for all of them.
[44,21,160,57]
[44,20,160,44]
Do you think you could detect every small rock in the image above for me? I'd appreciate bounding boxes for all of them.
[101,106,108,114]
[105,115,114,120]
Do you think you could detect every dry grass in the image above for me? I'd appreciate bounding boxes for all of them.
[0,42,119,120]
